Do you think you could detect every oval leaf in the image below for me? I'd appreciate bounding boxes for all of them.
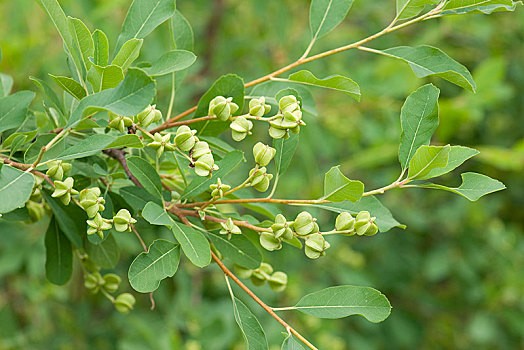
[425,145,479,179]
[127,156,163,201]
[274,134,299,176]
[288,70,360,101]
[85,233,119,269]
[232,297,269,350]
[45,217,73,285]
[144,50,197,76]
[0,90,35,133]
[310,0,355,40]
[206,232,262,269]
[407,145,450,180]
[171,220,211,268]
[0,165,35,214]
[128,239,181,293]
[294,285,392,323]
[322,166,364,202]
[49,74,87,100]
[112,38,143,71]
[142,202,173,227]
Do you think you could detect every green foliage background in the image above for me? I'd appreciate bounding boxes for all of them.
[0,1,523,349]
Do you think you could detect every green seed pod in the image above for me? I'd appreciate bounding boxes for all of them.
[79,187,101,202]
[210,178,231,198]
[220,218,242,236]
[191,141,212,160]
[174,125,197,152]
[79,188,105,218]
[84,272,104,294]
[209,96,239,121]
[114,293,136,314]
[194,153,218,177]
[230,116,253,141]
[250,263,273,286]
[46,160,69,180]
[51,177,78,206]
[148,132,173,158]
[305,233,331,259]
[253,142,276,166]
[87,213,113,238]
[354,211,378,236]
[113,209,137,232]
[248,97,271,117]
[335,212,355,232]
[249,167,273,192]
[259,231,282,251]
[293,211,315,236]
[108,112,134,133]
[136,105,162,127]
[271,214,294,240]
[278,95,300,113]
[268,125,288,139]
[26,201,45,222]
[103,273,121,293]
[268,271,288,292]
[234,265,253,279]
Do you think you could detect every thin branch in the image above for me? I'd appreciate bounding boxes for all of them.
[150,115,216,133]
[169,208,271,232]
[2,158,54,186]
[102,149,141,187]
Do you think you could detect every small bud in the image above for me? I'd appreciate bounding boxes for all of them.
[113,209,137,232]
[259,231,282,251]
[175,125,197,152]
[209,96,239,121]
[108,112,134,133]
[210,178,231,198]
[79,187,105,218]
[278,95,300,113]
[194,153,218,177]
[84,272,105,293]
[87,213,113,238]
[335,212,356,232]
[305,233,331,259]
[234,265,253,279]
[148,132,174,158]
[354,211,378,236]
[51,177,78,205]
[136,105,162,127]
[230,116,253,141]
[103,273,121,293]
[26,201,45,222]
[271,214,294,240]
[293,211,315,236]
[268,271,287,292]
[249,167,273,192]
[191,141,212,160]
[114,293,136,314]
[220,218,242,236]
[46,160,71,180]
[253,142,276,166]
[248,97,271,117]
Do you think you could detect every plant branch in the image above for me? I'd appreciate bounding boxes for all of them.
[2,158,54,186]
[213,252,318,350]
[102,149,141,187]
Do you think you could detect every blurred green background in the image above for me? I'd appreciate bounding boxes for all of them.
[1,0,523,349]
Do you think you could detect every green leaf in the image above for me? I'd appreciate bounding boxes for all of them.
[173,10,194,51]
[309,0,355,41]
[206,232,262,269]
[282,335,305,350]
[181,150,244,199]
[440,0,522,16]
[142,202,173,227]
[171,220,211,268]
[36,0,84,81]
[273,134,299,175]
[85,234,119,269]
[87,64,124,92]
[66,68,155,127]
[398,84,440,170]
[407,145,450,180]
[417,172,506,201]
[116,0,176,50]
[56,134,142,160]
[127,156,163,201]
[112,38,143,71]
[44,217,72,285]
[193,74,245,136]
[30,76,65,116]
[373,45,476,92]
[42,190,86,248]
[0,73,14,97]
[67,17,94,72]
[49,74,87,100]
[288,70,360,101]
[294,285,391,322]
[119,186,162,211]
[92,29,109,66]
[107,134,143,149]
[425,146,479,179]
[24,134,66,164]
[322,166,364,202]
[231,296,268,350]
[0,165,35,214]
[0,90,35,133]
[144,50,196,76]
[128,239,180,293]
[396,0,440,20]
[305,196,406,232]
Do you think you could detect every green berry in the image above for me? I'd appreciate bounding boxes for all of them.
[194,153,218,177]
[248,97,271,117]
[293,211,315,236]
[354,211,379,236]
[278,95,300,113]
[305,233,331,259]
[210,178,231,198]
[253,142,276,167]
[136,105,162,127]
[335,212,356,232]
[209,96,239,121]
[174,125,197,152]
[259,231,282,251]
[114,293,136,314]
[113,209,136,232]
[103,273,121,293]
[230,116,253,141]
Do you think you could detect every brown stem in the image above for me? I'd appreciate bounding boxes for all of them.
[211,251,318,350]
[150,115,215,134]
[179,198,330,208]
[2,158,54,186]
[102,149,141,187]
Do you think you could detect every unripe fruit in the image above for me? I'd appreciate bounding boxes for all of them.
[278,95,300,113]
[114,293,136,314]
[209,96,239,121]
[335,212,356,232]
[253,142,276,166]
[175,125,197,152]
[230,116,253,141]
[268,271,288,292]
[113,209,137,232]
[194,153,218,177]
[259,231,282,251]
[354,211,379,236]
[248,97,271,117]
[305,233,331,259]
[136,105,162,127]
[220,218,242,236]
[293,211,315,236]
